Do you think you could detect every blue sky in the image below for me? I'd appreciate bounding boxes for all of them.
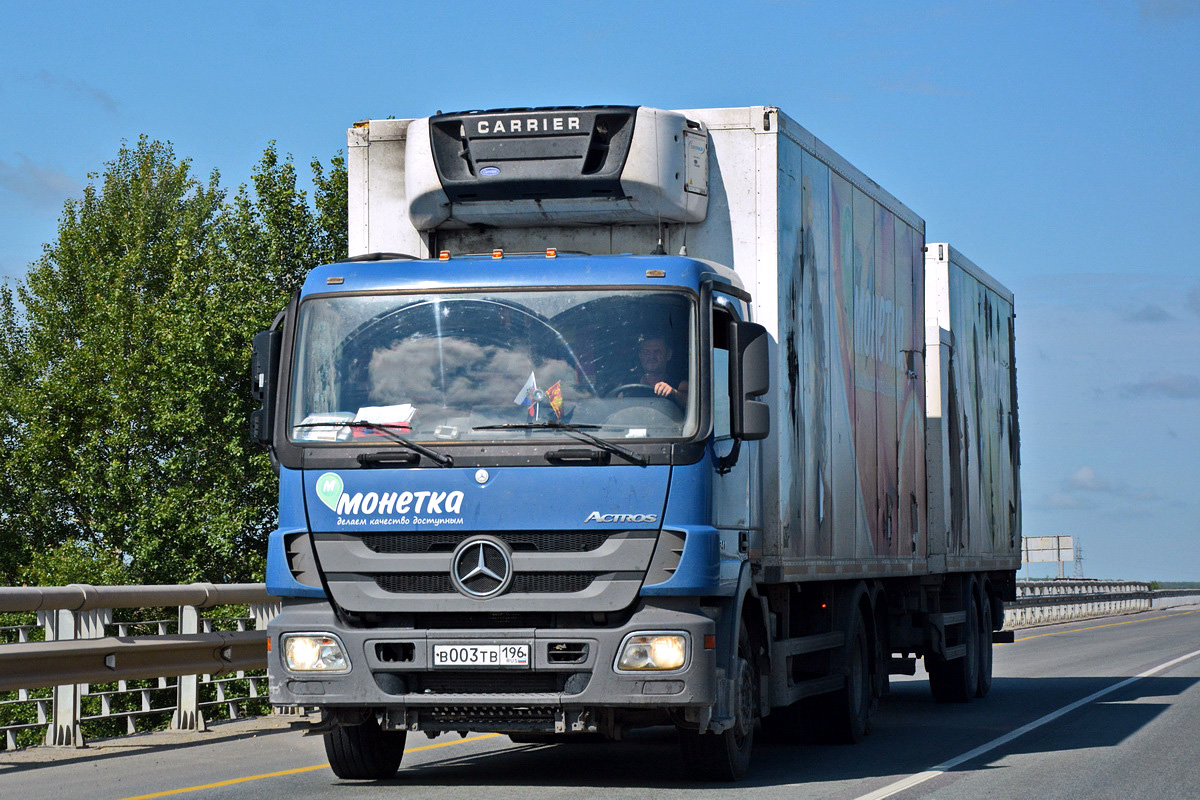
[2,1,1198,580]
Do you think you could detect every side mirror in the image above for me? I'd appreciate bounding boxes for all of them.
[729,320,770,441]
[250,328,282,447]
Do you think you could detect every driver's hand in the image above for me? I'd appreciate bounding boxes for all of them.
[654,382,675,397]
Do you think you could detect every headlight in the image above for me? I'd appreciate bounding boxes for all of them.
[616,633,688,671]
[282,634,349,672]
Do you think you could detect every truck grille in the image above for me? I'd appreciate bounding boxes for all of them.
[315,528,653,613]
[363,531,613,554]
[375,573,596,594]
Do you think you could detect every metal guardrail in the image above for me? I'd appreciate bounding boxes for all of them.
[1005,581,1200,628]
[0,583,277,749]
[2,580,1197,751]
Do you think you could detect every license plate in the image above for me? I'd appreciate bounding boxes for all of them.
[432,643,530,668]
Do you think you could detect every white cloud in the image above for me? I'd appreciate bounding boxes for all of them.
[1137,0,1200,20]
[1035,492,1091,510]
[0,155,80,209]
[1034,465,1161,512]
[1124,303,1173,323]
[1187,283,1200,318]
[35,70,119,114]
[1065,466,1115,492]
[1121,375,1200,400]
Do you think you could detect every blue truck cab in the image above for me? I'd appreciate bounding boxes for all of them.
[254,249,770,776]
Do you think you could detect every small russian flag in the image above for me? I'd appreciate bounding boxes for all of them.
[513,371,538,418]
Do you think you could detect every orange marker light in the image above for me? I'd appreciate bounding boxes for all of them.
[266,637,273,652]
[492,249,504,259]
[704,635,716,650]
[546,248,557,258]
[439,250,451,260]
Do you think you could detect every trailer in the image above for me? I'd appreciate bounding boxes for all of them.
[254,105,1021,781]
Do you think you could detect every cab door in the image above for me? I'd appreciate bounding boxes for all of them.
[710,294,758,552]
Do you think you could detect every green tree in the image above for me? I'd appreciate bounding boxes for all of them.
[0,137,346,585]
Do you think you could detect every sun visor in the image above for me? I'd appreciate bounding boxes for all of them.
[406,106,708,230]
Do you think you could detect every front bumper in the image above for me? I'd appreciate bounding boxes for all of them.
[268,599,716,732]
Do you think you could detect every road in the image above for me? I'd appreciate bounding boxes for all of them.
[3,606,1198,799]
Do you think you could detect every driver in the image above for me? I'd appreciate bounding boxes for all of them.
[623,336,687,406]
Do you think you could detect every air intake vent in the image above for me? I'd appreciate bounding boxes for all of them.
[428,106,636,203]
[547,642,590,664]
[374,572,596,595]
[363,531,614,554]
[513,574,596,593]
[375,573,453,593]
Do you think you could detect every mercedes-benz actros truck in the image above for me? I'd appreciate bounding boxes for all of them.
[255,105,1021,781]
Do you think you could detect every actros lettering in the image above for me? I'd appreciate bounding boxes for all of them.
[584,511,659,524]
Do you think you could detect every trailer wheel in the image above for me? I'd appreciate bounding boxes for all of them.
[927,582,980,704]
[678,626,757,781]
[324,714,406,780]
[976,589,994,698]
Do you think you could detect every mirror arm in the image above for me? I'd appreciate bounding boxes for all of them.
[717,438,742,475]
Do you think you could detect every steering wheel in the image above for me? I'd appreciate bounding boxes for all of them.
[606,383,657,398]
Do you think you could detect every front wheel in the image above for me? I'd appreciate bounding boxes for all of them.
[678,627,758,781]
[324,714,406,780]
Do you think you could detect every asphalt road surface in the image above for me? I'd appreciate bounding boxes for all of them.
[4,605,1198,800]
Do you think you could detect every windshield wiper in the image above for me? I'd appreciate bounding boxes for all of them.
[294,421,453,467]
[473,421,648,467]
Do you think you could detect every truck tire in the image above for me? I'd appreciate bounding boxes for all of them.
[927,582,980,704]
[324,715,406,780]
[825,608,873,743]
[678,626,757,781]
[976,589,994,698]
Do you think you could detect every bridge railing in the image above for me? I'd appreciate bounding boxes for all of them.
[1006,581,1200,627]
[0,583,280,750]
[1,580,1197,751]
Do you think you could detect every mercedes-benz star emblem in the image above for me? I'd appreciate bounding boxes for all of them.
[450,537,513,598]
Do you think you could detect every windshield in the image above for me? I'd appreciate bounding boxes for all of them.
[290,289,697,444]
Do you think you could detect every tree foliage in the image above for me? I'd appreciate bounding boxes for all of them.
[0,136,346,584]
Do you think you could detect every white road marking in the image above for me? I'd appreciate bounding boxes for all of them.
[848,647,1200,800]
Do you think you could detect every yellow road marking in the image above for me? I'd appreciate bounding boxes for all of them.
[1013,608,1197,642]
[114,733,501,800]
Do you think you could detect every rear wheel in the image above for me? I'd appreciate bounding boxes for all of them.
[927,581,980,704]
[679,625,758,781]
[826,609,873,743]
[324,714,406,780]
[976,589,994,698]
[798,605,874,745]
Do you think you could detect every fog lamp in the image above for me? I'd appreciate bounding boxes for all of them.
[282,634,349,672]
[616,633,688,671]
